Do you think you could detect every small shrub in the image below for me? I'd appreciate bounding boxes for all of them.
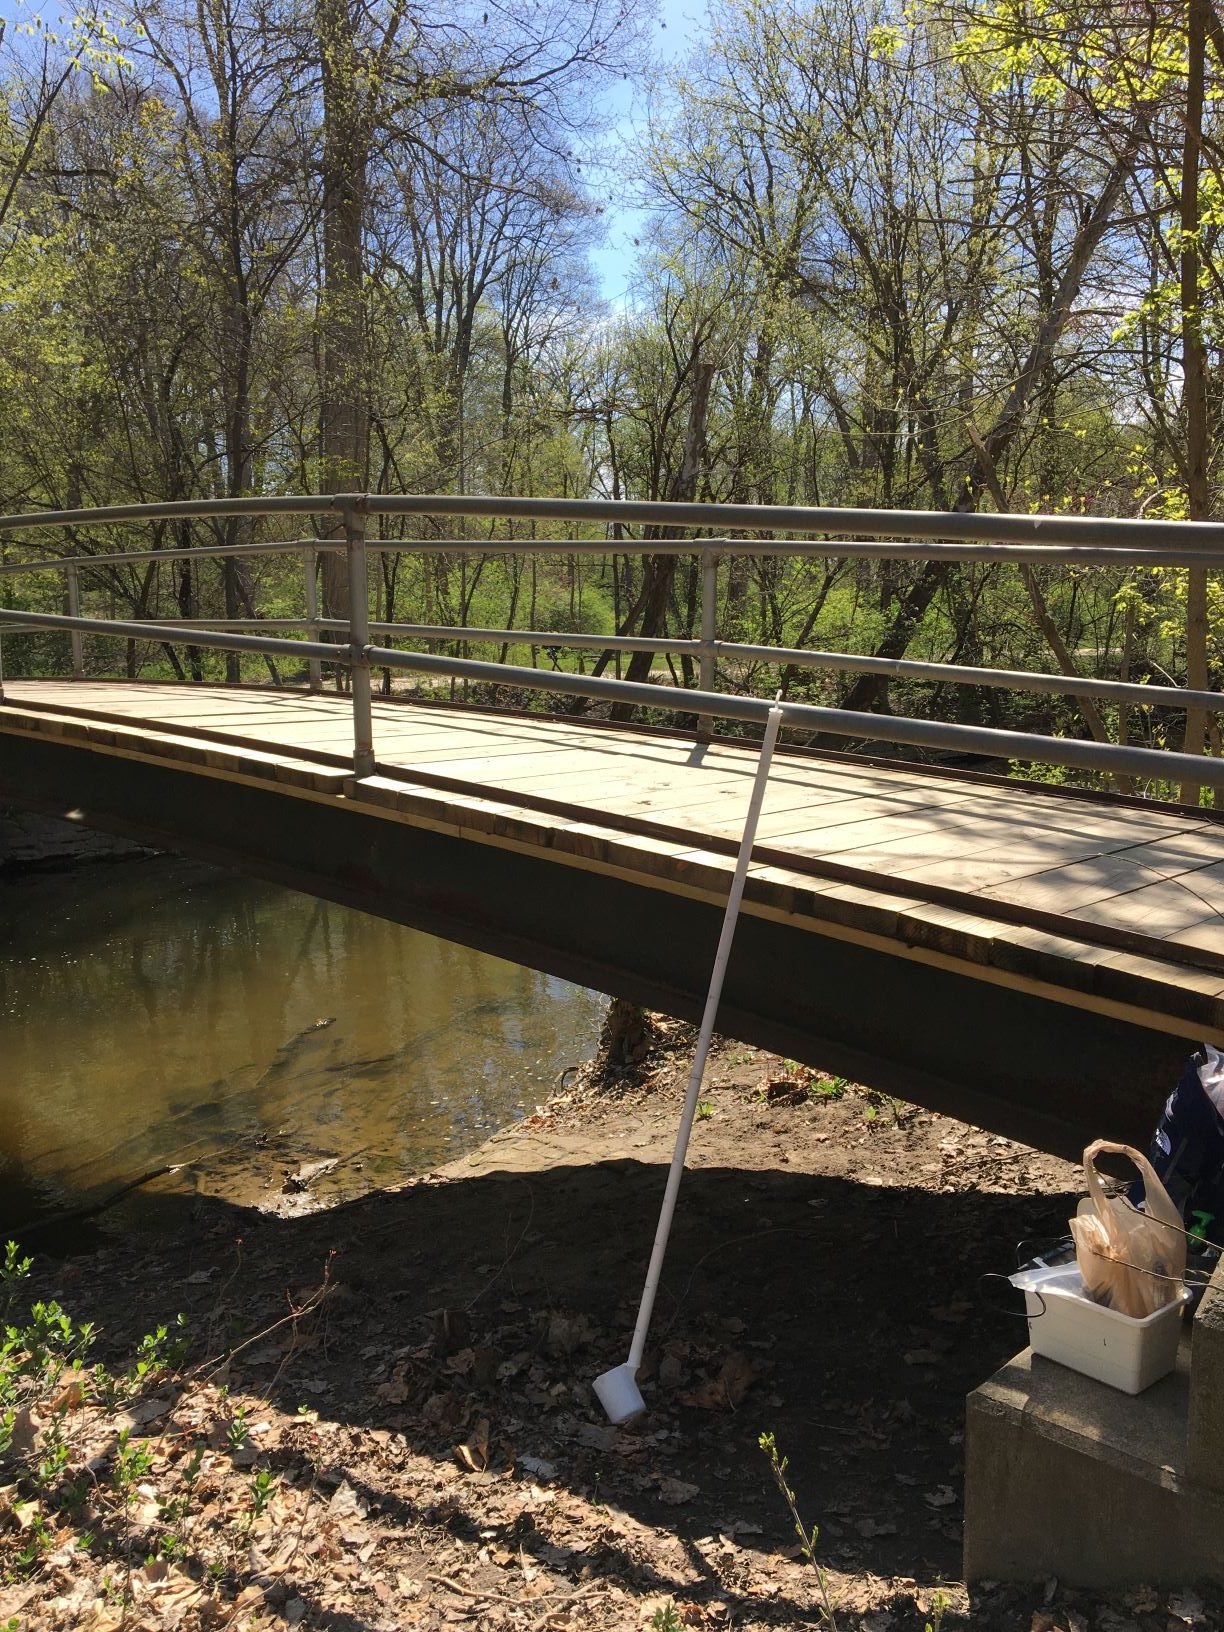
[759,1431,839,1630]
[649,1603,683,1632]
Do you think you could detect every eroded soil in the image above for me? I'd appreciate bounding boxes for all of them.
[2,1025,1216,1632]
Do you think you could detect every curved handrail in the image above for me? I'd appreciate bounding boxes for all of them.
[4,535,1224,574]
[0,490,1221,555]
[0,492,1220,798]
[3,605,1224,794]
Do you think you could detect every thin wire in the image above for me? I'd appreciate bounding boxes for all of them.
[981,1270,1048,1319]
[1112,1190,1224,1256]
[1001,1193,1222,1321]
[1077,1243,1214,1288]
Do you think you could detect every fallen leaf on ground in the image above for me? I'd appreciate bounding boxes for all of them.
[572,1421,617,1452]
[678,1352,756,1411]
[640,1596,681,1625]
[6,1408,38,1459]
[545,1311,594,1355]
[48,1375,85,1414]
[423,1390,465,1432]
[82,1606,124,1632]
[328,1480,367,1520]
[932,1300,973,1323]
[518,1454,557,1480]
[658,1477,700,1505]
[377,1361,411,1403]
[455,1417,491,1472]
[856,1518,898,1537]
[433,1309,471,1356]
[122,1392,175,1427]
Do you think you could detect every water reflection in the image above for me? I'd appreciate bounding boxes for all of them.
[0,858,604,1221]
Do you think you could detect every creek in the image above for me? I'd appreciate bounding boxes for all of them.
[0,856,604,1226]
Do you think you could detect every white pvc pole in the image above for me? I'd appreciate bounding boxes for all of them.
[624,698,785,1375]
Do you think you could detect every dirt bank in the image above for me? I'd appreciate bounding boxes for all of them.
[1,1026,1216,1631]
[0,806,154,871]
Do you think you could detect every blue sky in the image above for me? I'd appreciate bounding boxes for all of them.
[0,0,706,307]
[588,0,707,306]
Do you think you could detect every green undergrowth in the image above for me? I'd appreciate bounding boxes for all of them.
[0,1240,330,1626]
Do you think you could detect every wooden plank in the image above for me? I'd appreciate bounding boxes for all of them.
[481,752,780,800]
[973,861,1222,942]
[1167,914,1224,954]
[1090,948,1224,1013]
[20,678,1201,826]
[603,779,853,828]
[777,791,1197,853]
[827,823,1130,884]
[376,720,690,764]
[8,679,1224,1001]
[988,923,1122,991]
[668,811,948,871]
[0,706,350,795]
[680,777,976,828]
[972,849,1178,914]
[1131,857,1224,915]
[490,767,770,815]
[755,808,984,860]
[901,848,1113,894]
[1071,883,1221,940]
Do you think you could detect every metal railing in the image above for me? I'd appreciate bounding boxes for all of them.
[0,491,1221,796]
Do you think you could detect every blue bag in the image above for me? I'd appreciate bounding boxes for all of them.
[1011,1051,1224,1316]
[1129,1047,1224,1249]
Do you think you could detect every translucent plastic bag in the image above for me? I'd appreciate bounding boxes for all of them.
[1069,1139,1187,1318]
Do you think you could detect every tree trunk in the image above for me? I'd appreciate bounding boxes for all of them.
[1181,0,1211,805]
[610,358,716,721]
[317,0,369,633]
[839,136,1140,717]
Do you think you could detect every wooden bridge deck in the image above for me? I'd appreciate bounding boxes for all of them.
[2,679,1222,1151]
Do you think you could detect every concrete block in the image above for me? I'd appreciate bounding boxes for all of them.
[964,1334,1224,1588]
[1188,1257,1224,1495]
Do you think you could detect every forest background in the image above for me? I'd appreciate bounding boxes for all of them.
[0,0,1220,802]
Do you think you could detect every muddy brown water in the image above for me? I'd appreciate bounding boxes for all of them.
[0,856,604,1225]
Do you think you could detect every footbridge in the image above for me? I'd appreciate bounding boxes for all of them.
[1,493,1222,1158]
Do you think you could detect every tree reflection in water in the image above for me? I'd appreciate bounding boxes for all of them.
[0,856,601,1222]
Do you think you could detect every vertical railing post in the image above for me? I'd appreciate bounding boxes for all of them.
[696,548,718,743]
[66,564,84,680]
[344,503,375,779]
[699,549,718,692]
[1181,566,1209,806]
[303,546,322,694]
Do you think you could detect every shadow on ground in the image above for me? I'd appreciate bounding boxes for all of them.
[33,1154,1077,1596]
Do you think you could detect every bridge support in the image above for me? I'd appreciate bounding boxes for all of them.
[965,1259,1224,1587]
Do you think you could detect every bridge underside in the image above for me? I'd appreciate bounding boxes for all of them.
[3,685,1222,1158]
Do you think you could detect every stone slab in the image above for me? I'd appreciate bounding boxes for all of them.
[966,1300,1224,1589]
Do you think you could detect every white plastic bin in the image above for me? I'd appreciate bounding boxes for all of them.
[1009,1263,1187,1394]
